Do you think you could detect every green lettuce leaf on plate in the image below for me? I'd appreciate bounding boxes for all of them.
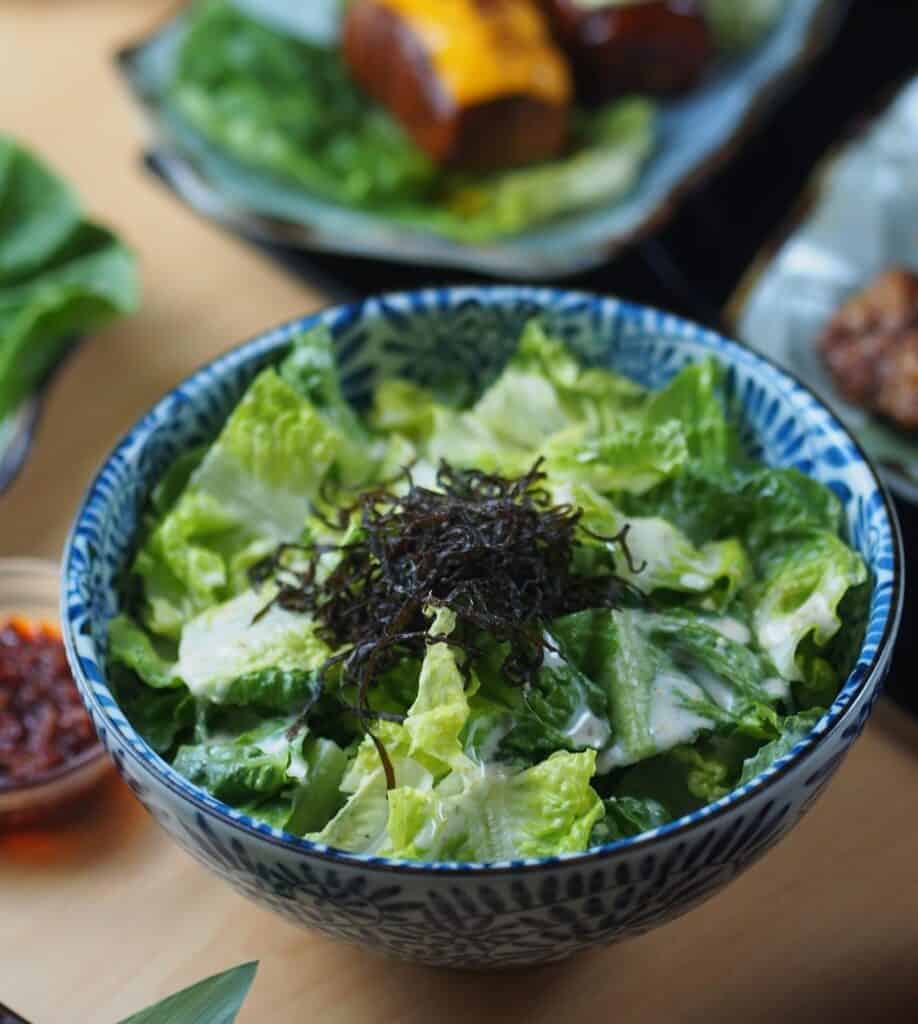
[0,137,138,423]
[702,0,789,52]
[167,0,655,240]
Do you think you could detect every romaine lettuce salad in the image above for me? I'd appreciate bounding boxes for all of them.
[109,324,868,861]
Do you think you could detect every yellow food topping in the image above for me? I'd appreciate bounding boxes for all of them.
[375,0,572,108]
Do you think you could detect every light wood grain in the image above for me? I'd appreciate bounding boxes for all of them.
[2,4,918,1023]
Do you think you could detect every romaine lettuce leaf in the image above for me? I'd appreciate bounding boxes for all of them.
[368,377,437,445]
[383,749,603,861]
[0,139,138,421]
[173,726,292,804]
[173,587,329,701]
[643,360,731,469]
[283,737,350,835]
[738,709,825,785]
[309,608,467,852]
[107,613,177,690]
[278,325,375,484]
[134,368,358,635]
[108,665,195,757]
[751,530,868,682]
[543,420,688,496]
[589,795,669,845]
[171,0,437,207]
[464,631,611,765]
[572,484,750,605]
[621,464,842,556]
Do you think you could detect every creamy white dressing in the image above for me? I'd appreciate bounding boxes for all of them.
[175,589,315,699]
[679,572,709,590]
[762,676,791,701]
[695,667,738,713]
[621,518,679,582]
[648,671,711,749]
[255,731,290,757]
[287,745,309,781]
[565,709,612,749]
[705,616,752,645]
[475,715,513,765]
[540,634,566,671]
[755,588,840,682]
[192,452,311,542]
[597,667,712,772]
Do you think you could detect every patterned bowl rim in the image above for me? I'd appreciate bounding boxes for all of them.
[62,286,904,875]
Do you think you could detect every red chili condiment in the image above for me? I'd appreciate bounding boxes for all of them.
[0,617,95,787]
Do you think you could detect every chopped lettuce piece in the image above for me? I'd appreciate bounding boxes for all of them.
[738,709,825,784]
[310,609,468,852]
[278,325,375,484]
[555,608,785,772]
[173,729,292,804]
[284,738,350,835]
[383,750,603,861]
[134,368,362,635]
[644,360,731,469]
[589,795,670,846]
[109,665,195,757]
[609,734,755,821]
[465,631,611,765]
[573,484,750,605]
[107,613,177,690]
[621,464,842,556]
[543,419,689,496]
[368,377,437,445]
[219,667,321,714]
[751,530,868,682]
[174,587,329,701]
[173,720,297,806]
[0,138,138,421]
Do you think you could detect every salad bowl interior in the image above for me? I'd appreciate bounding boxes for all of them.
[62,287,901,968]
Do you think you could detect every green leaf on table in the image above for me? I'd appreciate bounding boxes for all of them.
[116,961,258,1024]
[0,137,138,422]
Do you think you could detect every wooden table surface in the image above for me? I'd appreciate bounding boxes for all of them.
[3,3,918,1022]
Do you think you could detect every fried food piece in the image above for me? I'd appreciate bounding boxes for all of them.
[819,268,918,430]
[541,0,714,104]
[342,0,572,170]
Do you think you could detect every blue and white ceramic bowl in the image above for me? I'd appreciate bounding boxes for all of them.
[62,288,902,969]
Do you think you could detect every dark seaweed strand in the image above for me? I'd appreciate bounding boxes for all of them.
[250,459,644,785]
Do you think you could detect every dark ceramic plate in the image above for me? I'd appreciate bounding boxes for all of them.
[118,0,846,279]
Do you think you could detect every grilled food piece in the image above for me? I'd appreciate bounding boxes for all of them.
[342,0,572,170]
[541,0,714,103]
[819,268,918,431]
